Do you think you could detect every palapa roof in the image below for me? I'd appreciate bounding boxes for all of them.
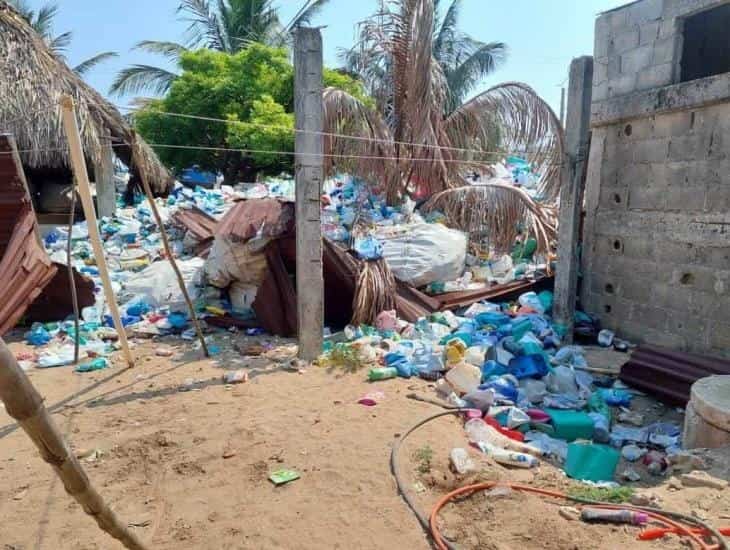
[0,1,173,194]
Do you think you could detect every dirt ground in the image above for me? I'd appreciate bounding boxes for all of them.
[1,333,729,550]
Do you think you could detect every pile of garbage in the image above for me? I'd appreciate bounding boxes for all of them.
[320,295,683,484]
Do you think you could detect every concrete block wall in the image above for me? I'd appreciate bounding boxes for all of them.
[592,0,728,101]
[582,0,730,358]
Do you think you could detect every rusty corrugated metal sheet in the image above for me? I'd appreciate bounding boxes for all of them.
[215,199,294,243]
[171,205,218,250]
[620,345,730,406]
[0,134,58,334]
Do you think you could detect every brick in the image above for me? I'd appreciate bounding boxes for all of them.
[639,20,660,45]
[611,27,640,55]
[653,111,693,138]
[636,62,674,90]
[634,138,669,163]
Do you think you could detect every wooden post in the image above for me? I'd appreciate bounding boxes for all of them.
[559,87,566,128]
[0,338,147,550]
[294,27,324,361]
[130,134,209,357]
[60,96,134,367]
[94,138,116,219]
[4,133,42,248]
[553,57,593,343]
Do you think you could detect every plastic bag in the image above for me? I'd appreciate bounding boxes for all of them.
[377,223,467,287]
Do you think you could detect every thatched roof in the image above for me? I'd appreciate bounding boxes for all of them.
[0,1,173,194]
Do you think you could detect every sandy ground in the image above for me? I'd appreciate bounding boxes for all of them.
[1,333,729,550]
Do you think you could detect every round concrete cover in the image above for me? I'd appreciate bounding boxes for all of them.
[691,375,730,431]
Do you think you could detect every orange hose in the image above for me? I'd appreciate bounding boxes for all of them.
[640,527,730,541]
[428,482,716,550]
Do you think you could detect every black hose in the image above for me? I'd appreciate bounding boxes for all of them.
[391,409,728,550]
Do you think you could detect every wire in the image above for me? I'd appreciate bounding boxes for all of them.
[112,104,552,159]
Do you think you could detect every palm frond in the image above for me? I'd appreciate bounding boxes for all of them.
[109,65,179,97]
[73,51,118,76]
[6,0,34,21]
[289,0,332,28]
[421,182,557,255]
[433,0,461,61]
[177,0,227,51]
[32,1,58,39]
[134,40,188,62]
[445,40,507,111]
[445,82,564,201]
[47,30,72,54]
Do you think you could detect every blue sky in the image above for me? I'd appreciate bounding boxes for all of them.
[42,0,629,111]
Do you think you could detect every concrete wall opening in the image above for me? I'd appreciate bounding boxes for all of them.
[681,4,730,82]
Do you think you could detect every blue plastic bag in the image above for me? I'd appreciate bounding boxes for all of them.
[352,235,383,260]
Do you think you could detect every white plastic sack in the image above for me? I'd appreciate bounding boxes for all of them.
[229,282,258,316]
[204,236,269,288]
[124,257,204,308]
[377,223,467,287]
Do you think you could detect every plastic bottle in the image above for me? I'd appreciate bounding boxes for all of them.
[580,508,648,525]
[475,441,539,468]
[368,367,398,381]
[464,418,543,457]
[445,362,482,394]
[450,448,476,474]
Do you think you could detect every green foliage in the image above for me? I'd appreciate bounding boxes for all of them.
[135,44,370,181]
[567,485,634,504]
[413,445,434,474]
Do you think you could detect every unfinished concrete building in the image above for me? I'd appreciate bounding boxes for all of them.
[581,0,730,357]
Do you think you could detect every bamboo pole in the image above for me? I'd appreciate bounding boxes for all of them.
[60,96,134,367]
[67,178,80,363]
[0,338,148,550]
[130,133,209,357]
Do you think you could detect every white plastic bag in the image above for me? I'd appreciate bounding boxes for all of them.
[204,236,269,288]
[377,223,467,287]
[124,257,204,308]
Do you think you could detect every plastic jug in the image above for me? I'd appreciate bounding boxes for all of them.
[445,362,482,394]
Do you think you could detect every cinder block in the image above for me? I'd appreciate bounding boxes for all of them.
[622,236,656,260]
[659,17,678,38]
[607,55,622,80]
[626,0,664,25]
[623,117,654,141]
[618,162,650,183]
[619,276,655,301]
[634,138,670,163]
[595,17,612,58]
[705,184,730,212]
[639,20,660,45]
[611,27,640,55]
[599,185,628,209]
[653,111,693,138]
[628,181,666,210]
[593,57,609,85]
[667,315,709,345]
[593,81,609,102]
[710,321,730,350]
[652,37,676,65]
[636,62,674,90]
[666,183,706,212]
[696,246,730,270]
[651,283,681,309]
[631,303,670,331]
[608,8,629,32]
[621,45,655,74]
[668,135,701,162]
[654,240,697,265]
[609,73,638,97]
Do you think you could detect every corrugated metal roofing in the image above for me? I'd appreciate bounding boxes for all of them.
[0,134,57,334]
[620,345,730,405]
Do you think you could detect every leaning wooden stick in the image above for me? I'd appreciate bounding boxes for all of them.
[0,337,147,550]
[59,95,134,367]
[130,133,209,357]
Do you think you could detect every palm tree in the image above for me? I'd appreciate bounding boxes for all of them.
[110,0,331,97]
[323,0,563,254]
[8,0,118,76]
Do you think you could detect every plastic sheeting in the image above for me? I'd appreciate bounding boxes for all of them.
[377,223,467,287]
[124,257,205,309]
[204,237,269,288]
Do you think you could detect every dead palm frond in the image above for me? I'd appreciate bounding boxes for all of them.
[421,183,557,256]
[324,0,563,213]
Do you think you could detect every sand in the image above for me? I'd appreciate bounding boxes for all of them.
[1,334,729,549]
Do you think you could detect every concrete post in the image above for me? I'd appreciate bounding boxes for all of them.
[95,139,116,219]
[553,56,594,343]
[294,27,324,361]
